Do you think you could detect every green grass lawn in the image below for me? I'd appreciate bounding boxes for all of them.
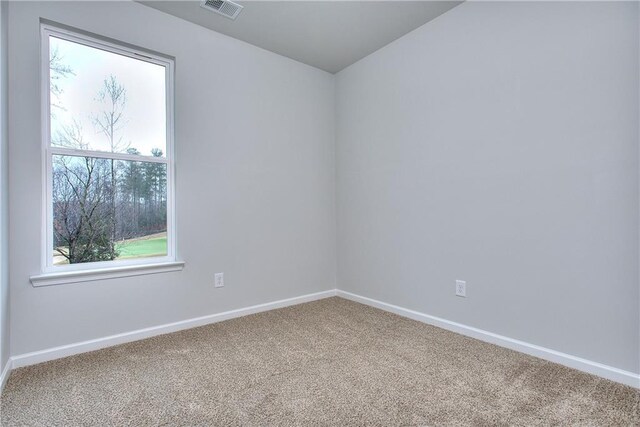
[116,235,167,259]
[53,233,168,265]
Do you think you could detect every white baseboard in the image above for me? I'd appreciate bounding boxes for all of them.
[10,289,337,370]
[0,358,12,396]
[5,288,639,391]
[337,290,640,389]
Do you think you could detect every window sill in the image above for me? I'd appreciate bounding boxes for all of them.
[30,261,185,287]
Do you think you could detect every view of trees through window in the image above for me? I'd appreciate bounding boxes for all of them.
[48,34,170,266]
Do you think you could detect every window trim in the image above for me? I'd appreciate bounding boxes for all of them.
[30,261,185,287]
[38,23,177,278]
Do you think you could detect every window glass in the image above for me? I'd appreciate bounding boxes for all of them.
[49,36,167,157]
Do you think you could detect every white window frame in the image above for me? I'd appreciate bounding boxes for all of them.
[34,24,179,284]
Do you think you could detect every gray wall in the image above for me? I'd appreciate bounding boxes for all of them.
[335,1,639,373]
[8,1,336,356]
[1,0,9,373]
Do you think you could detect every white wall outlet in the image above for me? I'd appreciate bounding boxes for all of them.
[214,272,224,288]
[455,280,466,297]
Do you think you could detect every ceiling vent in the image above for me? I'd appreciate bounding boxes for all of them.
[200,0,243,20]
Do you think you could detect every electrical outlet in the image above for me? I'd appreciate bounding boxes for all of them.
[214,272,224,288]
[455,280,466,297]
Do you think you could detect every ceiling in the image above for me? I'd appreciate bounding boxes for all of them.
[139,1,462,73]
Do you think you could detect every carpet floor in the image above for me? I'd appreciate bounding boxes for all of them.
[1,297,638,426]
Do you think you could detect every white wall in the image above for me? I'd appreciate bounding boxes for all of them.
[336,1,639,373]
[1,0,9,373]
[8,1,335,356]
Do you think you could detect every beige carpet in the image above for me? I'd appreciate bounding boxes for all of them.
[1,297,638,426]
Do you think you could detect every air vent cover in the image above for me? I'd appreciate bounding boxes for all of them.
[200,0,243,20]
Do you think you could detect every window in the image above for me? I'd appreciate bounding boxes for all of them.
[39,24,177,279]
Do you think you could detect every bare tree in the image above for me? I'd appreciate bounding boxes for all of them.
[93,75,129,246]
[52,123,117,263]
[93,75,129,153]
[52,119,89,150]
[49,46,75,113]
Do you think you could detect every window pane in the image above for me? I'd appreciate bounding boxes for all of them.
[49,36,166,157]
[52,155,167,266]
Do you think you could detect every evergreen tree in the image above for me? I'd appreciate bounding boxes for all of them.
[119,148,143,237]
